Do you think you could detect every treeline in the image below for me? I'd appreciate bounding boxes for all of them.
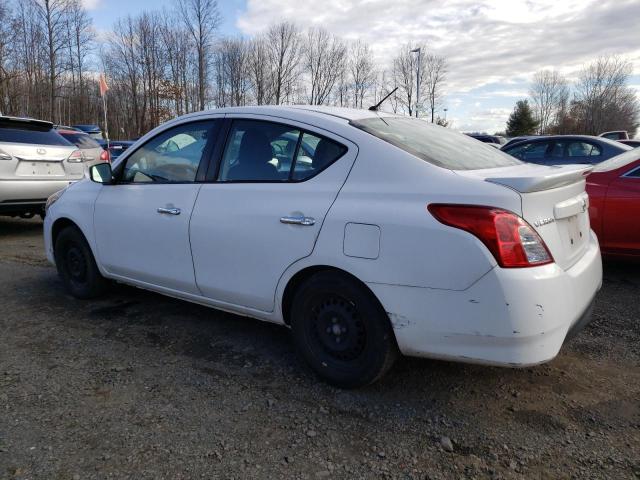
[0,0,447,139]
[521,56,639,137]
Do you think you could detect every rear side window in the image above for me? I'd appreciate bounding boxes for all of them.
[351,117,520,170]
[567,141,601,157]
[58,132,100,149]
[0,122,71,146]
[292,133,347,181]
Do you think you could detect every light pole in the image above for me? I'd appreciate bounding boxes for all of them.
[410,47,421,118]
[444,108,448,121]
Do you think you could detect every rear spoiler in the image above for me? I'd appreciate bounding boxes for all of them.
[485,165,593,193]
[0,116,54,130]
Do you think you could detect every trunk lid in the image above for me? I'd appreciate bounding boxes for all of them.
[457,164,593,270]
[0,142,83,181]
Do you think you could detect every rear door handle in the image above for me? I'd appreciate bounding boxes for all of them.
[157,207,181,215]
[280,215,315,226]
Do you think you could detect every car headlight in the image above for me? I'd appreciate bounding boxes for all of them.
[45,187,67,213]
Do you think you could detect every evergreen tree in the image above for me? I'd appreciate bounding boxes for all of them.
[506,100,539,137]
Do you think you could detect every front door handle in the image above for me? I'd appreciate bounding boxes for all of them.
[280,215,315,226]
[157,207,181,215]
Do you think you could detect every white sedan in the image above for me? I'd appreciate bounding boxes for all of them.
[43,106,602,387]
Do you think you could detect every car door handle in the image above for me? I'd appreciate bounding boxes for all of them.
[157,207,181,215]
[280,215,315,226]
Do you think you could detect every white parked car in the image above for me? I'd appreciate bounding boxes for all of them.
[43,106,602,387]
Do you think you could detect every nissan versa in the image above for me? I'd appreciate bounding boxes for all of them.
[43,106,603,388]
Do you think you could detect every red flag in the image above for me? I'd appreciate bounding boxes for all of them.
[99,73,109,97]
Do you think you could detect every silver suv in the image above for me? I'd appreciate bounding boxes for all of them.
[0,116,84,218]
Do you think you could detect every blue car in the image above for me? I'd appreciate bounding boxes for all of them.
[72,124,104,141]
[501,135,632,165]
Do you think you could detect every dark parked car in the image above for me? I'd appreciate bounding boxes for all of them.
[108,140,134,160]
[619,139,640,148]
[501,135,632,165]
[503,135,540,148]
[465,133,506,146]
[72,124,104,141]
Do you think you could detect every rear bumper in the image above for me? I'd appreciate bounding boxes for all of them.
[368,231,603,367]
[0,179,75,215]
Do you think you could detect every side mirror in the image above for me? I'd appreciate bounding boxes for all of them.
[89,162,114,184]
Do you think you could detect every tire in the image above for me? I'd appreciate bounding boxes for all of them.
[290,271,398,388]
[54,226,108,299]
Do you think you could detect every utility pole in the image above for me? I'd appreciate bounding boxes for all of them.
[410,47,421,118]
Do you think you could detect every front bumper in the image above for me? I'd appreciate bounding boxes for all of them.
[368,231,603,367]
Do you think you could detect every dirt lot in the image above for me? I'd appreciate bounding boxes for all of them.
[0,216,638,480]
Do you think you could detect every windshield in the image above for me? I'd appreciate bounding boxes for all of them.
[350,117,521,170]
[592,147,640,172]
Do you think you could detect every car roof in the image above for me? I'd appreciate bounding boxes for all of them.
[177,105,400,127]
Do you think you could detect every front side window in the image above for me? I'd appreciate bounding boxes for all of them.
[567,141,601,157]
[122,121,215,183]
[218,120,346,182]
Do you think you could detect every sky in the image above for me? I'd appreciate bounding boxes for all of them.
[86,0,640,133]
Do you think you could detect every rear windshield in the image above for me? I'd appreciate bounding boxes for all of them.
[350,117,521,170]
[0,121,71,146]
[592,147,640,172]
[58,131,100,149]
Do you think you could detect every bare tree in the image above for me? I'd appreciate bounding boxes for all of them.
[65,0,93,118]
[392,44,421,116]
[423,53,446,123]
[573,56,639,135]
[304,27,347,105]
[266,22,302,105]
[32,0,71,123]
[247,36,272,105]
[214,37,249,107]
[529,70,569,134]
[349,40,376,108]
[177,0,221,111]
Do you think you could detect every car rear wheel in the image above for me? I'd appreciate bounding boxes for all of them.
[290,271,398,388]
[54,226,108,299]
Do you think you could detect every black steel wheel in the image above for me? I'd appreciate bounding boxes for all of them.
[290,271,398,388]
[54,226,108,299]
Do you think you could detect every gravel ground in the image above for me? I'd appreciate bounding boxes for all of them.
[1,216,639,480]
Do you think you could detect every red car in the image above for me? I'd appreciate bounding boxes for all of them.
[586,149,640,258]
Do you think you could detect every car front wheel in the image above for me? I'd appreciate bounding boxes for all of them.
[54,226,108,299]
[290,271,398,388]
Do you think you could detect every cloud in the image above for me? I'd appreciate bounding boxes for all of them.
[81,0,101,10]
[236,0,640,131]
[237,0,640,93]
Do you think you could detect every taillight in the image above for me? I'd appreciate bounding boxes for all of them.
[67,149,84,163]
[428,204,553,268]
[100,149,110,163]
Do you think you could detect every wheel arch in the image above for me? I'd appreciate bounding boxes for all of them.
[280,265,389,327]
[51,217,82,247]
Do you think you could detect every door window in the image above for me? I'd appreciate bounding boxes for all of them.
[217,120,347,182]
[567,141,601,158]
[122,121,215,183]
[292,133,347,180]
[507,141,549,161]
